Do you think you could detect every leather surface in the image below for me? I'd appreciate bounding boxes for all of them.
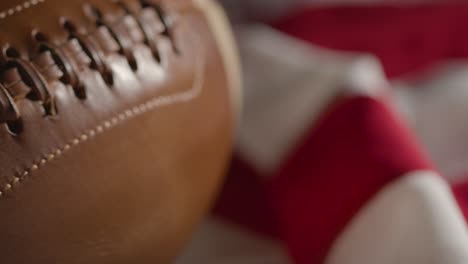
[0,0,235,263]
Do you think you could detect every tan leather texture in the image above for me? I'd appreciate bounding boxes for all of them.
[0,0,234,263]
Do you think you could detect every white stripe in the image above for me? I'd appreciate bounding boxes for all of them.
[178,217,292,264]
[393,62,468,182]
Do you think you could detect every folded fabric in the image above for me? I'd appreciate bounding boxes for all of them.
[270,95,468,263]
[273,3,468,78]
[393,64,468,181]
[181,24,468,264]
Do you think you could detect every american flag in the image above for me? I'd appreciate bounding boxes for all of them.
[179,1,468,263]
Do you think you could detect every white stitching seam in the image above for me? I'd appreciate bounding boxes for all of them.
[0,43,206,197]
[0,0,46,20]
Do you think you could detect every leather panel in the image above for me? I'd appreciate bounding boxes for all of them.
[0,0,234,263]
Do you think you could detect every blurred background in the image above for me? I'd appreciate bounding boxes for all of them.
[179,1,468,263]
[219,0,468,182]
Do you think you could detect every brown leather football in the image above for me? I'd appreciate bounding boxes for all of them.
[0,0,240,263]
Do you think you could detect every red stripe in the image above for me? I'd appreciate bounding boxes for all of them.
[452,181,468,222]
[273,3,468,78]
[214,156,280,237]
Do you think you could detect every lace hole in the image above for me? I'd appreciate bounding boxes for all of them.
[33,31,49,42]
[83,4,104,21]
[4,47,20,59]
[61,18,78,33]
[102,71,114,86]
[152,48,161,63]
[74,84,87,100]
[6,118,23,136]
[127,53,138,71]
